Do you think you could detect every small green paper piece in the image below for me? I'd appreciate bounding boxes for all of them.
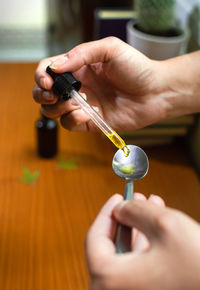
[58,157,78,169]
[19,167,40,184]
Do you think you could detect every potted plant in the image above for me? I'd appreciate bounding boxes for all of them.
[126,0,189,60]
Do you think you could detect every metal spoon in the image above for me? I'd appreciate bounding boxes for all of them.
[112,145,149,253]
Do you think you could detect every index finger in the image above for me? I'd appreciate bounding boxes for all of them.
[34,37,128,92]
[34,37,114,90]
[49,37,122,73]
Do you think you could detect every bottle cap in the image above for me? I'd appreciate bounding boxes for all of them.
[46,66,82,101]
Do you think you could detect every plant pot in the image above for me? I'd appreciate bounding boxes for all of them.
[126,20,189,60]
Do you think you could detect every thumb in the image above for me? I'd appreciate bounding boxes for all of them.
[113,199,166,243]
[49,37,123,73]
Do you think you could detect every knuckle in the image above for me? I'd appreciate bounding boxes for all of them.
[90,270,118,290]
[156,210,179,235]
[60,109,83,131]
[68,45,82,58]
[104,36,121,45]
[60,114,70,129]
[41,105,55,118]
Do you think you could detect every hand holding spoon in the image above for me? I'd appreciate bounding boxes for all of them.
[112,145,149,253]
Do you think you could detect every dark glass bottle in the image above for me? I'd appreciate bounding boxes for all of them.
[36,114,58,158]
[97,0,133,8]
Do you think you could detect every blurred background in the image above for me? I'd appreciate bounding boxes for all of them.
[1,0,200,61]
[0,3,199,289]
[0,0,199,172]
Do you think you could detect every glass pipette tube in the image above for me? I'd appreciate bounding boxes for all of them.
[70,89,130,157]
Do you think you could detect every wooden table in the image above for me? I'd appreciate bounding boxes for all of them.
[0,63,199,290]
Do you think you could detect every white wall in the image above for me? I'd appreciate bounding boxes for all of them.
[0,0,48,61]
[0,0,48,29]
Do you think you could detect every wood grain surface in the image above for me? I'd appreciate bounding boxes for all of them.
[0,63,199,290]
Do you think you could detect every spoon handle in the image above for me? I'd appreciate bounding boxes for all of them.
[116,179,133,253]
[124,179,133,201]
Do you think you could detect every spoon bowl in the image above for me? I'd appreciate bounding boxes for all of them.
[112,145,149,180]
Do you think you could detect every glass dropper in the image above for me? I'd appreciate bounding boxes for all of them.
[70,89,130,157]
[46,66,130,157]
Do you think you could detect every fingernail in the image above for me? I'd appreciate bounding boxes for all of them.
[50,55,69,69]
[41,78,47,90]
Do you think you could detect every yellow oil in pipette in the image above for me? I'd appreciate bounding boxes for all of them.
[106,132,130,157]
[70,89,130,157]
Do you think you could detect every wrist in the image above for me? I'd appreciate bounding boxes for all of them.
[153,52,200,119]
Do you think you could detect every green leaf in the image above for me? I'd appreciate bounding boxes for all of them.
[58,157,78,169]
[19,167,40,184]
